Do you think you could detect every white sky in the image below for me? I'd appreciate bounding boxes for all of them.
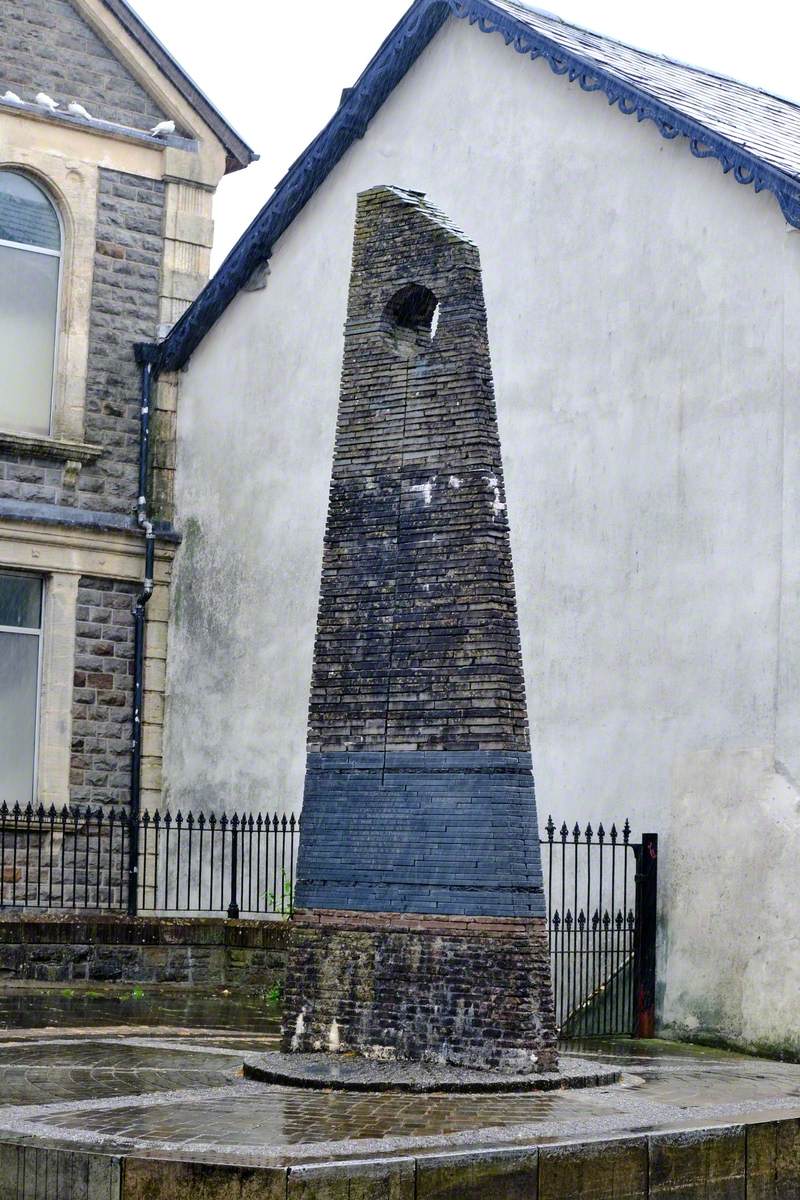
[131,0,800,270]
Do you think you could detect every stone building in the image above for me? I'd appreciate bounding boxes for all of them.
[148,1,800,1056]
[0,1,254,847]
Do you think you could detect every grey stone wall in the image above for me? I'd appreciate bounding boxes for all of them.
[78,169,165,515]
[70,577,137,809]
[0,457,66,506]
[0,0,166,129]
[0,914,289,985]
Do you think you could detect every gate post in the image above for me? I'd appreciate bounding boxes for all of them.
[633,833,658,1038]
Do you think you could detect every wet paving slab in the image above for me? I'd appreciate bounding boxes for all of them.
[0,1035,245,1106]
[2,994,800,1170]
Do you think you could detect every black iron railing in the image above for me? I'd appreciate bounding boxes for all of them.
[0,801,657,1036]
[541,817,658,1038]
[0,802,299,919]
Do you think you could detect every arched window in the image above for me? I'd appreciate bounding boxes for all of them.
[0,171,62,437]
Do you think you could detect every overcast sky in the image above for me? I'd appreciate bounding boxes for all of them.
[132,0,800,270]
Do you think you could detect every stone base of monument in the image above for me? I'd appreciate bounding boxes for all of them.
[243,1050,621,1094]
[281,909,559,1072]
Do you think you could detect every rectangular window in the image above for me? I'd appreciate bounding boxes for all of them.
[0,572,43,808]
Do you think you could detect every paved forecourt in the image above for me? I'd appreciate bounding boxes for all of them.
[2,1013,800,1197]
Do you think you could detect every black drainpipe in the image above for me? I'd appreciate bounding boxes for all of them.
[128,347,158,915]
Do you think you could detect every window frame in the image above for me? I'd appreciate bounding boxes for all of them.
[0,169,64,439]
[0,570,46,808]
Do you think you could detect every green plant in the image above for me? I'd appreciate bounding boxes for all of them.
[266,981,282,1006]
[130,986,145,1001]
[267,869,294,913]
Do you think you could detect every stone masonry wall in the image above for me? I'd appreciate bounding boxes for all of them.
[0,0,166,129]
[0,915,288,985]
[70,577,137,809]
[0,170,165,517]
[80,169,165,514]
[285,910,558,1070]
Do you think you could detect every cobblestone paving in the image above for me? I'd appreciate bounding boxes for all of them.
[30,1080,625,1145]
[0,1036,244,1106]
[1,1020,800,1167]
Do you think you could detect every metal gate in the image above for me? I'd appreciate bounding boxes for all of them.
[540,818,658,1038]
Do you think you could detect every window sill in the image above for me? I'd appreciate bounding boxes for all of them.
[0,431,103,465]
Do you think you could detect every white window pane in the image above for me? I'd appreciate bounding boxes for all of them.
[0,243,59,436]
[0,171,60,250]
[0,631,39,808]
[0,574,42,629]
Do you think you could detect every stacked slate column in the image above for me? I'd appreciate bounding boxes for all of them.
[283,186,557,1071]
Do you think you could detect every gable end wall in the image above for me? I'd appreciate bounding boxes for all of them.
[166,17,800,1054]
[0,0,166,128]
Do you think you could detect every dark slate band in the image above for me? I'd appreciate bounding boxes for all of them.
[294,750,545,918]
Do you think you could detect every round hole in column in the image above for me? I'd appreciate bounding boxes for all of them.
[383,283,439,356]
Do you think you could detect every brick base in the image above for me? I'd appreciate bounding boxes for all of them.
[281,908,558,1071]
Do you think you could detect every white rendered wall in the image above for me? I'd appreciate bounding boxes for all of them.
[164,17,800,1050]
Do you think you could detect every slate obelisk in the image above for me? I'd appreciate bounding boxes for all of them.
[282,186,557,1071]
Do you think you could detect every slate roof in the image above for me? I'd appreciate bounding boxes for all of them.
[151,0,800,373]
[493,0,800,182]
[102,0,256,173]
